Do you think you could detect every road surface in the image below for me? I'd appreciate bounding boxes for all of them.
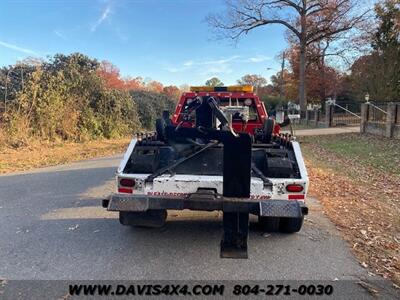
[0,156,397,299]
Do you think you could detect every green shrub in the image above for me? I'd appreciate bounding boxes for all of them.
[0,53,178,147]
[129,90,176,130]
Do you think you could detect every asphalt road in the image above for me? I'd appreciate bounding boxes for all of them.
[0,156,398,299]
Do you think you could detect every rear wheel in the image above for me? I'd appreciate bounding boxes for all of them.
[258,216,280,232]
[279,216,304,233]
[119,210,167,228]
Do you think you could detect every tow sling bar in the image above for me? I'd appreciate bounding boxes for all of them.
[220,133,252,258]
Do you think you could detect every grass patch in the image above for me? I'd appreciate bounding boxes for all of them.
[300,133,400,284]
[301,133,400,176]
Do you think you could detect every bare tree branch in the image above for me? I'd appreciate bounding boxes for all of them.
[207,0,370,109]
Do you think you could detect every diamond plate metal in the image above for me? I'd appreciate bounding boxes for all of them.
[108,195,149,212]
[259,200,302,217]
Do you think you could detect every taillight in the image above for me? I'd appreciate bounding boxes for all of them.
[286,184,303,193]
[118,187,133,194]
[120,178,135,187]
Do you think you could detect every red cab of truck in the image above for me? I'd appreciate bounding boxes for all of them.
[171,85,281,136]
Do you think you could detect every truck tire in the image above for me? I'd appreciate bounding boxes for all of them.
[119,210,167,228]
[258,216,280,232]
[263,119,275,143]
[279,216,304,233]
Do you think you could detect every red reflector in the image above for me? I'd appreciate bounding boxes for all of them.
[288,194,305,200]
[286,184,304,192]
[118,188,133,194]
[120,178,135,187]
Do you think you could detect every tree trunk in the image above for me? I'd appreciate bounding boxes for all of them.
[299,12,307,112]
[321,50,326,101]
[279,51,285,103]
[299,42,306,111]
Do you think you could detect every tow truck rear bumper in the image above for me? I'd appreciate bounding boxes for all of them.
[103,191,308,218]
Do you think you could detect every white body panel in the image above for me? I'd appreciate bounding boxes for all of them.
[116,138,308,201]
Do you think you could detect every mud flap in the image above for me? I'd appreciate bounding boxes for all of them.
[259,200,303,217]
[220,133,252,259]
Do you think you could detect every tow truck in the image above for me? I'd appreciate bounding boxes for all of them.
[102,86,309,258]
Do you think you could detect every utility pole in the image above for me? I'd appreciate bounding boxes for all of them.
[279,51,286,103]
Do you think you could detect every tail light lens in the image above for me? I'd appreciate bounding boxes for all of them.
[286,184,303,193]
[118,188,133,194]
[119,178,135,187]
